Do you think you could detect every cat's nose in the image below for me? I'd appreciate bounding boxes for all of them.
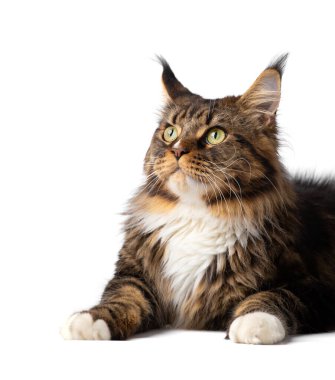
[171,147,189,160]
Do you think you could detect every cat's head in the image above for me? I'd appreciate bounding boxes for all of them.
[143,55,288,213]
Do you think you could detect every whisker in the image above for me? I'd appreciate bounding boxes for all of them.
[203,172,230,217]
[208,169,245,214]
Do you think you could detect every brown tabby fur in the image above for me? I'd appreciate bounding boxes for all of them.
[75,55,335,341]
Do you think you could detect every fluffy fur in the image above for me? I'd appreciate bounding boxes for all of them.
[140,180,259,325]
[62,55,335,344]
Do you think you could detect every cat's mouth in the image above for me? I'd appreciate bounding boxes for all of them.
[172,164,192,180]
[177,159,206,183]
[155,152,210,191]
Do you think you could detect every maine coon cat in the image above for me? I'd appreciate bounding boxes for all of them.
[61,55,335,344]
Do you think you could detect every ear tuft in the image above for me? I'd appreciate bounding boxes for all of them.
[156,55,174,82]
[239,53,289,116]
[155,55,197,103]
[266,53,289,79]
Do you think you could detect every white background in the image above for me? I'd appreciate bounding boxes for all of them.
[1,1,335,379]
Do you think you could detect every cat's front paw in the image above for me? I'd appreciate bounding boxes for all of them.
[229,311,285,345]
[60,312,111,340]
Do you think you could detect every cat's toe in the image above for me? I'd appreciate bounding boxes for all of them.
[60,312,111,340]
[229,311,285,345]
[92,318,111,340]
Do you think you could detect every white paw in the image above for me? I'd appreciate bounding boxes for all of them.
[229,311,285,345]
[60,312,111,340]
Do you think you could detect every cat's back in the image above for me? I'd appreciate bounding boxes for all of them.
[293,175,335,231]
[293,175,335,212]
[292,175,335,283]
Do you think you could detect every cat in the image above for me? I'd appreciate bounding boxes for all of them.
[61,55,335,344]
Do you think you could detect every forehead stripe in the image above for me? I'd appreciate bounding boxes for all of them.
[176,108,187,124]
[195,108,210,121]
[171,112,178,125]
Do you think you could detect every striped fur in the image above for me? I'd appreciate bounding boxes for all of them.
[62,55,335,344]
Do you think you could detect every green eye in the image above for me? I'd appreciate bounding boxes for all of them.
[206,128,226,145]
[163,126,179,142]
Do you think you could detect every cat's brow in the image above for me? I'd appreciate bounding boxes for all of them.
[196,126,210,139]
[175,109,187,125]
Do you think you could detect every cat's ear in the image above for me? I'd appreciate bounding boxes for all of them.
[157,56,196,104]
[238,54,288,116]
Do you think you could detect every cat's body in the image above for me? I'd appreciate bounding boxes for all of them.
[62,56,335,344]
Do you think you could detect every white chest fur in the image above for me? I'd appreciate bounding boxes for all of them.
[139,170,259,322]
[141,201,257,314]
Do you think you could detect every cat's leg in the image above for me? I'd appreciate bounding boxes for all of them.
[228,288,302,345]
[61,275,161,340]
[228,289,301,344]
[228,282,335,344]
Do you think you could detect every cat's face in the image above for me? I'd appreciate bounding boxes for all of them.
[144,56,287,209]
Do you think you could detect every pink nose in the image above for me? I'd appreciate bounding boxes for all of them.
[171,147,189,160]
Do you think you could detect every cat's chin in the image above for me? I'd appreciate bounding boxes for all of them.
[167,170,206,203]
